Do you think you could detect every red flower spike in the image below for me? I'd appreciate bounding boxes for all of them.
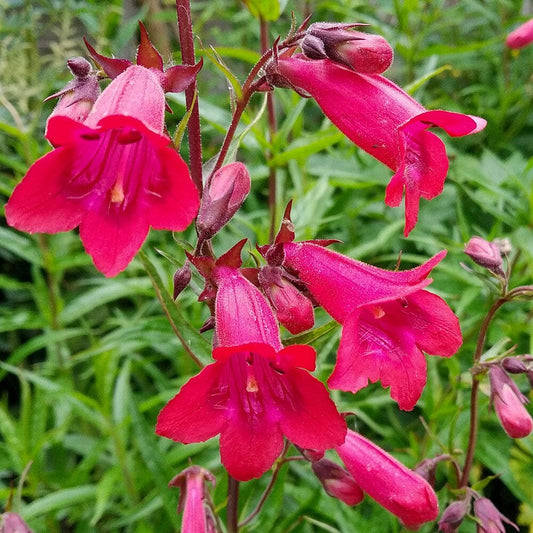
[336,430,439,529]
[6,66,199,277]
[275,56,486,235]
[281,242,462,410]
[156,267,346,481]
[489,365,533,439]
[169,466,216,533]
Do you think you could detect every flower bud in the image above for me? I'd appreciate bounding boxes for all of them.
[169,465,217,533]
[173,263,192,300]
[413,454,450,487]
[196,162,251,241]
[501,356,528,374]
[0,512,33,533]
[257,265,314,334]
[506,18,533,49]
[489,365,533,438]
[438,498,471,532]
[302,23,393,73]
[311,458,364,506]
[473,497,518,532]
[44,57,101,131]
[464,236,504,275]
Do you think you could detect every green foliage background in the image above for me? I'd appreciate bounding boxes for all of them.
[1,0,532,531]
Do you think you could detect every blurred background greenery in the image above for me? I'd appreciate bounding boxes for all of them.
[1,0,532,531]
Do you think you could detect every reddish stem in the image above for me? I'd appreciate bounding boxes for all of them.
[176,0,203,195]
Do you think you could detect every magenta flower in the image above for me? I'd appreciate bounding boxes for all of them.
[275,56,486,235]
[0,512,33,533]
[489,365,533,439]
[6,65,199,276]
[169,466,217,533]
[280,241,462,409]
[464,236,504,275]
[506,18,533,49]
[336,430,439,529]
[156,264,346,481]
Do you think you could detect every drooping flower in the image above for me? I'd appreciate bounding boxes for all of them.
[168,466,217,533]
[506,18,533,49]
[336,430,439,529]
[473,497,518,532]
[6,65,199,276]
[489,365,533,439]
[0,512,33,533]
[156,262,346,481]
[438,498,471,532]
[279,241,462,410]
[273,55,486,235]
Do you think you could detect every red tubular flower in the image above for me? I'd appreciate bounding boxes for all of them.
[275,56,486,235]
[156,265,346,481]
[6,65,199,276]
[281,241,462,410]
[489,365,533,439]
[169,466,216,533]
[506,18,533,49]
[336,430,439,529]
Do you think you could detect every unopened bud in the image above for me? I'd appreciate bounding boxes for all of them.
[173,263,192,299]
[506,18,533,49]
[311,458,364,506]
[464,236,504,275]
[502,357,528,374]
[196,162,251,241]
[489,365,533,438]
[438,498,471,532]
[302,23,393,73]
[413,454,450,487]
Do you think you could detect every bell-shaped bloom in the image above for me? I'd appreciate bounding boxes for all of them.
[196,162,251,241]
[506,19,533,49]
[473,497,518,532]
[301,23,393,73]
[6,65,199,276]
[336,430,439,529]
[311,457,364,506]
[464,236,504,276]
[169,466,217,533]
[257,265,315,334]
[281,241,462,410]
[275,56,486,235]
[489,365,533,439]
[156,265,346,481]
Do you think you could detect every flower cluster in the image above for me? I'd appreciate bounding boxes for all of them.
[7,15,522,533]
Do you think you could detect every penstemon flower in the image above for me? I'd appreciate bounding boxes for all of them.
[156,256,346,481]
[274,240,462,410]
[272,55,486,235]
[336,430,439,529]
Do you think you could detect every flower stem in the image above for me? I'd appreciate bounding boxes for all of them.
[227,475,240,533]
[176,0,203,195]
[459,296,509,487]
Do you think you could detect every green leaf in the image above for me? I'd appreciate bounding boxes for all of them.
[23,485,97,519]
[242,0,280,21]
